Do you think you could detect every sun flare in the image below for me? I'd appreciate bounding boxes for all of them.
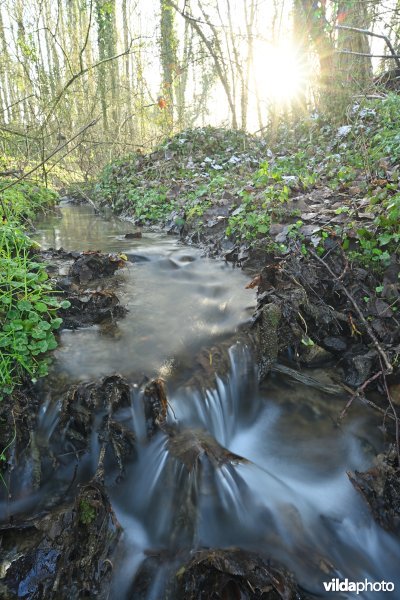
[253,41,309,104]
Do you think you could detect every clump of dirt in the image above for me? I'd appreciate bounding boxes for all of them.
[142,377,169,437]
[0,383,42,501]
[348,446,400,533]
[57,375,135,471]
[0,478,121,600]
[174,548,307,600]
[40,247,128,329]
[249,247,400,390]
[69,250,127,284]
[167,428,247,472]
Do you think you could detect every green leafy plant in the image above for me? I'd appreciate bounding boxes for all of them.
[79,498,96,525]
[126,187,172,222]
[0,223,70,398]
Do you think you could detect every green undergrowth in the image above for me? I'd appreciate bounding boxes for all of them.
[0,179,67,399]
[95,98,400,275]
[94,127,266,222]
[0,179,57,222]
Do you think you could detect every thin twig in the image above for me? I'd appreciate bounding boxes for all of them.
[339,370,383,421]
[341,380,396,422]
[309,249,393,374]
[0,120,98,194]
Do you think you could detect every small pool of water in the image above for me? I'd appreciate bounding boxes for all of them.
[33,203,255,379]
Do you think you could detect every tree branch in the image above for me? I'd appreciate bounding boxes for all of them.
[334,24,400,70]
[336,50,400,59]
[0,119,98,195]
[43,41,138,128]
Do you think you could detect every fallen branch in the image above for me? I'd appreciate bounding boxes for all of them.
[271,363,344,395]
[336,50,400,60]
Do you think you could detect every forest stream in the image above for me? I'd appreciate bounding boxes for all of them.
[1,201,400,599]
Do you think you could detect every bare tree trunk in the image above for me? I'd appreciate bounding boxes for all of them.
[337,0,373,89]
[242,0,256,130]
[295,0,337,108]
[0,7,12,122]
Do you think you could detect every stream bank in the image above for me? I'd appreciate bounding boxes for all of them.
[92,125,400,538]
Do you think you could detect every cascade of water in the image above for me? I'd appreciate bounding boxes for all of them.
[110,341,400,598]
[170,342,260,447]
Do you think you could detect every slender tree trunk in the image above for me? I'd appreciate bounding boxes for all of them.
[337,0,373,89]
[295,0,337,107]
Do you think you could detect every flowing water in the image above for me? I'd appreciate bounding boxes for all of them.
[19,203,400,597]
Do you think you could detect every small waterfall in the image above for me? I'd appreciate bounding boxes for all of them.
[170,342,259,447]
[107,341,400,598]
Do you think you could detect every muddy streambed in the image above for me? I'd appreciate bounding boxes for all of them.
[1,202,399,599]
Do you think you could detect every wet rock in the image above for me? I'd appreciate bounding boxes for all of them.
[124,231,142,239]
[173,548,307,600]
[69,251,126,284]
[59,289,127,329]
[143,378,169,436]
[1,479,121,599]
[167,429,246,472]
[258,303,281,380]
[323,336,347,353]
[298,344,333,367]
[348,447,400,533]
[2,548,60,599]
[42,247,80,261]
[342,349,377,387]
